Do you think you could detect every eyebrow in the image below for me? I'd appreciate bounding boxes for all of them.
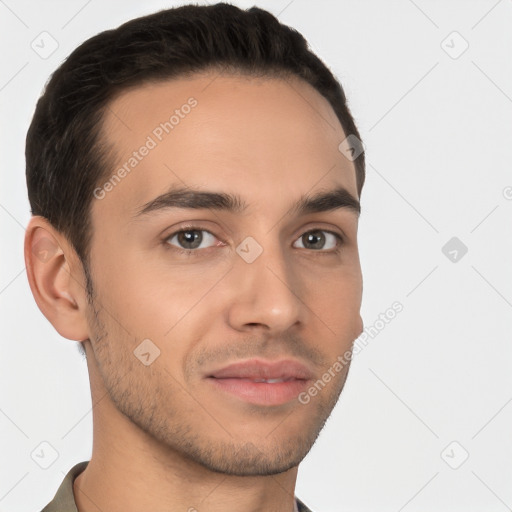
[133,185,361,219]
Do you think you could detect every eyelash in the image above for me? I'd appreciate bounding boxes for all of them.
[163,226,345,257]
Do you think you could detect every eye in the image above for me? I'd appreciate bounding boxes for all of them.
[165,227,221,254]
[293,229,343,252]
[163,226,344,257]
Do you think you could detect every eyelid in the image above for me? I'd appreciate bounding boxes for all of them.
[294,222,346,241]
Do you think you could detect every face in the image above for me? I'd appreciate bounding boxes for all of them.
[84,72,363,476]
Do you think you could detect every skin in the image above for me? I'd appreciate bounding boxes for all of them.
[25,72,363,512]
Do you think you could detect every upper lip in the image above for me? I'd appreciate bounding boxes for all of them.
[207,358,314,380]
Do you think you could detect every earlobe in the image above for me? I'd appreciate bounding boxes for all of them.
[24,216,89,341]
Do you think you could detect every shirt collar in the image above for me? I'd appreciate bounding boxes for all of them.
[42,461,305,512]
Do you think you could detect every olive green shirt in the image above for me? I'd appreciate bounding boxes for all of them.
[40,461,314,512]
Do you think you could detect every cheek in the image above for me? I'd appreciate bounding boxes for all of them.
[93,252,225,346]
[308,268,363,339]
[308,278,362,360]
[88,247,167,336]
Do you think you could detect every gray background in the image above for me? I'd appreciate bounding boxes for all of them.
[1,1,511,511]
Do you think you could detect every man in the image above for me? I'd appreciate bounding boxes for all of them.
[25,3,366,511]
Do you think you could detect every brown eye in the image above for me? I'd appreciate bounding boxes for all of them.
[165,228,217,251]
[293,229,342,251]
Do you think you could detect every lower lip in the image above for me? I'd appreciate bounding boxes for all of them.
[206,377,310,406]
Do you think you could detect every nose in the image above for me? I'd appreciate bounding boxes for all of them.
[226,239,306,333]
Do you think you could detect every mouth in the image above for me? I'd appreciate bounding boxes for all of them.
[224,377,297,383]
[206,377,311,406]
[205,358,313,406]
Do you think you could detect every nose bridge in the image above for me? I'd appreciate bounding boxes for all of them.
[228,231,305,330]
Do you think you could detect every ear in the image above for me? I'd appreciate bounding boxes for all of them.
[24,216,90,342]
[356,313,363,338]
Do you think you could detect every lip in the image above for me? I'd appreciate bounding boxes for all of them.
[206,358,314,380]
[205,358,313,406]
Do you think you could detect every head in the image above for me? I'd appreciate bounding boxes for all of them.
[25,3,365,476]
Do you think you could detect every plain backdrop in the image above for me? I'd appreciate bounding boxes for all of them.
[1,1,511,511]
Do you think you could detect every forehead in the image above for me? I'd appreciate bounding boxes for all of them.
[96,72,357,219]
